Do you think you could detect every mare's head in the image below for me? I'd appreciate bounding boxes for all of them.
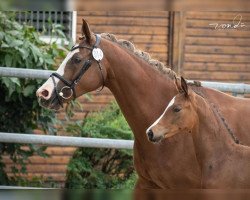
[36,19,108,110]
[146,77,199,143]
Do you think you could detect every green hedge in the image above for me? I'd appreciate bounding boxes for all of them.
[0,11,68,186]
[65,102,137,189]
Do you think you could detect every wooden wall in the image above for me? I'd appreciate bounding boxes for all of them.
[175,11,250,82]
[73,0,167,11]
[4,11,250,187]
[3,147,76,187]
[77,11,170,63]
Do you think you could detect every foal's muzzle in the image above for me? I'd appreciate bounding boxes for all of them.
[146,129,163,143]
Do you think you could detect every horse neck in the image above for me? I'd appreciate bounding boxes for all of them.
[102,39,177,144]
[192,95,236,162]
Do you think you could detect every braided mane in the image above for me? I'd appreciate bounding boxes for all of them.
[100,33,177,80]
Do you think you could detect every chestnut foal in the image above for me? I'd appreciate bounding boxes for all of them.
[147,77,250,188]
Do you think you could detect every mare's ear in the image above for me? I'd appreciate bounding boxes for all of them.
[174,76,183,93]
[181,77,189,97]
[82,19,94,44]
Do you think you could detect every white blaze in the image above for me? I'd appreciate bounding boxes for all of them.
[146,96,176,133]
[55,48,80,82]
[36,48,80,99]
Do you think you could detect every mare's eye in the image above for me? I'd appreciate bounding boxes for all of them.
[173,106,181,113]
[74,57,81,64]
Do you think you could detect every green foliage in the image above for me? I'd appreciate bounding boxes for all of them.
[65,102,136,189]
[12,175,58,188]
[113,172,138,189]
[0,11,68,185]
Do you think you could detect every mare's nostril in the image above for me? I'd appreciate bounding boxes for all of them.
[41,90,49,98]
[147,129,154,141]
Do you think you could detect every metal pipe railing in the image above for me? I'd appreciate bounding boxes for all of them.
[1,67,250,94]
[200,81,250,94]
[0,67,53,79]
[0,132,134,149]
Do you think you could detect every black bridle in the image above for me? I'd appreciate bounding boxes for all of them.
[50,34,105,108]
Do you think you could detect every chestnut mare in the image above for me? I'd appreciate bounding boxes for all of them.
[147,77,250,188]
[37,19,250,188]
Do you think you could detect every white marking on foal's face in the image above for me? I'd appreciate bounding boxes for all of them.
[37,47,80,99]
[146,96,176,133]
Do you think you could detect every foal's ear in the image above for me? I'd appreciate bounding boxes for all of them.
[82,19,94,44]
[174,76,183,93]
[181,77,189,97]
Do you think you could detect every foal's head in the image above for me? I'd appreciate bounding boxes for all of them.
[36,19,108,110]
[146,77,198,143]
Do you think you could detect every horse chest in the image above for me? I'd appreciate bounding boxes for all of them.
[134,140,202,188]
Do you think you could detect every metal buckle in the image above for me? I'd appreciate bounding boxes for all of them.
[59,86,73,100]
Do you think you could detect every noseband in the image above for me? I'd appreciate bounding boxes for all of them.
[50,34,105,108]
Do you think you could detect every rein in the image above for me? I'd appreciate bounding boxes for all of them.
[50,34,105,108]
[193,88,240,145]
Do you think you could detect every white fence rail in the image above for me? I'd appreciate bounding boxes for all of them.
[0,67,53,79]
[0,132,134,149]
[0,66,250,148]
[199,81,250,94]
[1,66,250,94]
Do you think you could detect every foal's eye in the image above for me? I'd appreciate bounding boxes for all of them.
[173,106,181,113]
[74,57,82,64]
